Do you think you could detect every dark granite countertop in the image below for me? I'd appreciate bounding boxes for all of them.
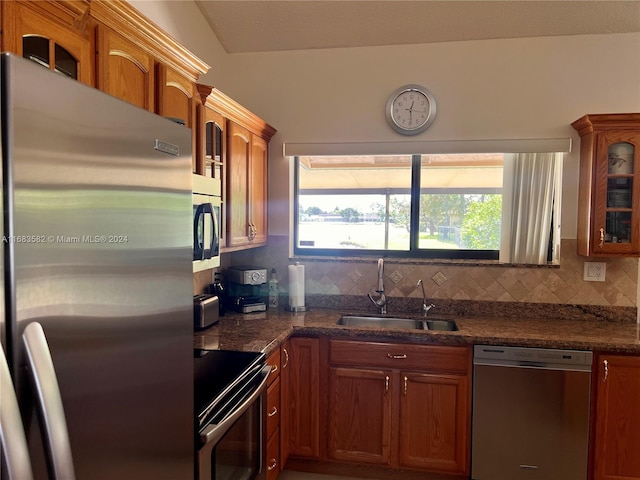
[194,305,640,356]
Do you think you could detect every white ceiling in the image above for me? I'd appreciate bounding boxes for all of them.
[194,0,640,53]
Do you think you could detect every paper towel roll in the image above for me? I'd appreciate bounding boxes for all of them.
[288,263,305,308]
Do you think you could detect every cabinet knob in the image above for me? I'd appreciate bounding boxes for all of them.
[267,459,277,471]
[268,406,278,417]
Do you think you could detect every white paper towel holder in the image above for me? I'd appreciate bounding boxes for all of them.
[285,304,309,312]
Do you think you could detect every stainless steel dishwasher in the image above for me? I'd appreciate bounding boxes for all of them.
[471,345,593,480]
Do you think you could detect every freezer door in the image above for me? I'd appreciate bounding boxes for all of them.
[1,53,194,480]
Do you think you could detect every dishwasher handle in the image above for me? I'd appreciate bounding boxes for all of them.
[473,357,592,373]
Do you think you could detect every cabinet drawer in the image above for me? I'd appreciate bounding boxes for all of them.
[266,377,280,441]
[266,348,281,386]
[266,428,280,480]
[330,340,469,374]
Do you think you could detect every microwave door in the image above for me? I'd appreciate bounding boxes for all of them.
[193,204,206,261]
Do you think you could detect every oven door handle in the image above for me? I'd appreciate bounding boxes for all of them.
[201,364,271,447]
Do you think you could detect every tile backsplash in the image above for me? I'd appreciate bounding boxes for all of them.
[198,237,638,318]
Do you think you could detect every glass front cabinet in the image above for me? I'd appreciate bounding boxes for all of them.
[572,114,640,257]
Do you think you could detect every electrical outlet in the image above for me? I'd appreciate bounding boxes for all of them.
[584,262,606,282]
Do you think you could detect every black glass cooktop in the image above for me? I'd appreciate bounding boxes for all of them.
[194,349,265,429]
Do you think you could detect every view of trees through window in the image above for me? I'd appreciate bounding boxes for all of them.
[295,154,503,258]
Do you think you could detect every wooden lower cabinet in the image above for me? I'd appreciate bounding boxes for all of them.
[287,337,321,459]
[328,367,392,465]
[399,372,469,473]
[592,353,640,480]
[325,339,471,476]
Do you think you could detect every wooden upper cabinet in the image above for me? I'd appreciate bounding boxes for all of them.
[156,64,195,126]
[1,0,94,85]
[592,354,640,480]
[572,114,640,257]
[227,122,253,248]
[96,26,155,111]
[250,135,269,246]
[196,86,276,252]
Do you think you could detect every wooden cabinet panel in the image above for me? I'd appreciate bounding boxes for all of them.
[330,339,469,374]
[593,354,640,480]
[328,367,392,465]
[226,122,252,247]
[266,428,280,480]
[399,372,469,474]
[2,0,94,85]
[97,25,154,111]
[280,340,291,468]
[288,337,320,458]
[267,377,281,445]
[250,135,268,245]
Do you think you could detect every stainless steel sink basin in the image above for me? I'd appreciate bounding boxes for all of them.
[336,315,458,331]
[425,319,458,331]
[337,315,426,330]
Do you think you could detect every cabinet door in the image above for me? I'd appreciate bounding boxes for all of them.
[2,1,93,85]
[96,26,154,111]
[288,337,320,458]
[226,122,252,247]
[399,372,469,475]
[592,132,640,255]
[593,354,640,480]
[156,63,195,163]
[328,367,392,465]
[250,135,268,245]
[280,340,291,467]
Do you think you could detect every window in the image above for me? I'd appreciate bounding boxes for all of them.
[293,151,562,263]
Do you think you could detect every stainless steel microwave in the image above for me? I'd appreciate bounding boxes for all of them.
[193,174,221,272]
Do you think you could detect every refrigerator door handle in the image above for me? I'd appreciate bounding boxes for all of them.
[1,345,34,480]
[22,322,76,480]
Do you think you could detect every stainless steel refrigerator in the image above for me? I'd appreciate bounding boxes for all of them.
[0,53,194,480]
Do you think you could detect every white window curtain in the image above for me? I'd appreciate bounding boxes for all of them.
[500,152,563,264]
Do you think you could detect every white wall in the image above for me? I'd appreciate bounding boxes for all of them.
[126,1,640,240]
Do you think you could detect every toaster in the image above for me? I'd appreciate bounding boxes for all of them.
[193,294,220,330]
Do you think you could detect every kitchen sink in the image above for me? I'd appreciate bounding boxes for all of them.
[337,315,426,330]
[337,315,458,331]
[425,319,458,331]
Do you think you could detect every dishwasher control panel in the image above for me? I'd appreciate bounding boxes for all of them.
[474,345,593,370]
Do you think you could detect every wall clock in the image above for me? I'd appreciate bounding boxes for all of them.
[385,84,436,135]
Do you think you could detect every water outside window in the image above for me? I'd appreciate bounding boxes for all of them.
[296,154,504,256]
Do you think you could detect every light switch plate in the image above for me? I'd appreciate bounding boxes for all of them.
[584,262,606,282]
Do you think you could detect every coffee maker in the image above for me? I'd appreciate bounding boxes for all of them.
[225,266,267,313]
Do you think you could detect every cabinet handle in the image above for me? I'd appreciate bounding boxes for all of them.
[387,354,407,359]
[385,375,389,392]
[403,376,408,396]
[599,228,605,248]
[270,364,278,375]
[267,459,278,471]
[282,348,289,369]
[603,359,609,383]
[268,406,278,417]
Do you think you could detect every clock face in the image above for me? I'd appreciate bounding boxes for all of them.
[386,85,436,135]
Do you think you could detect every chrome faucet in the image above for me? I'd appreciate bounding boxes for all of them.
[368,258,387,314]
[417,279,435,316]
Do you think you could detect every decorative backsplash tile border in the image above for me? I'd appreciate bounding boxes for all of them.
[202,236,638,321]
